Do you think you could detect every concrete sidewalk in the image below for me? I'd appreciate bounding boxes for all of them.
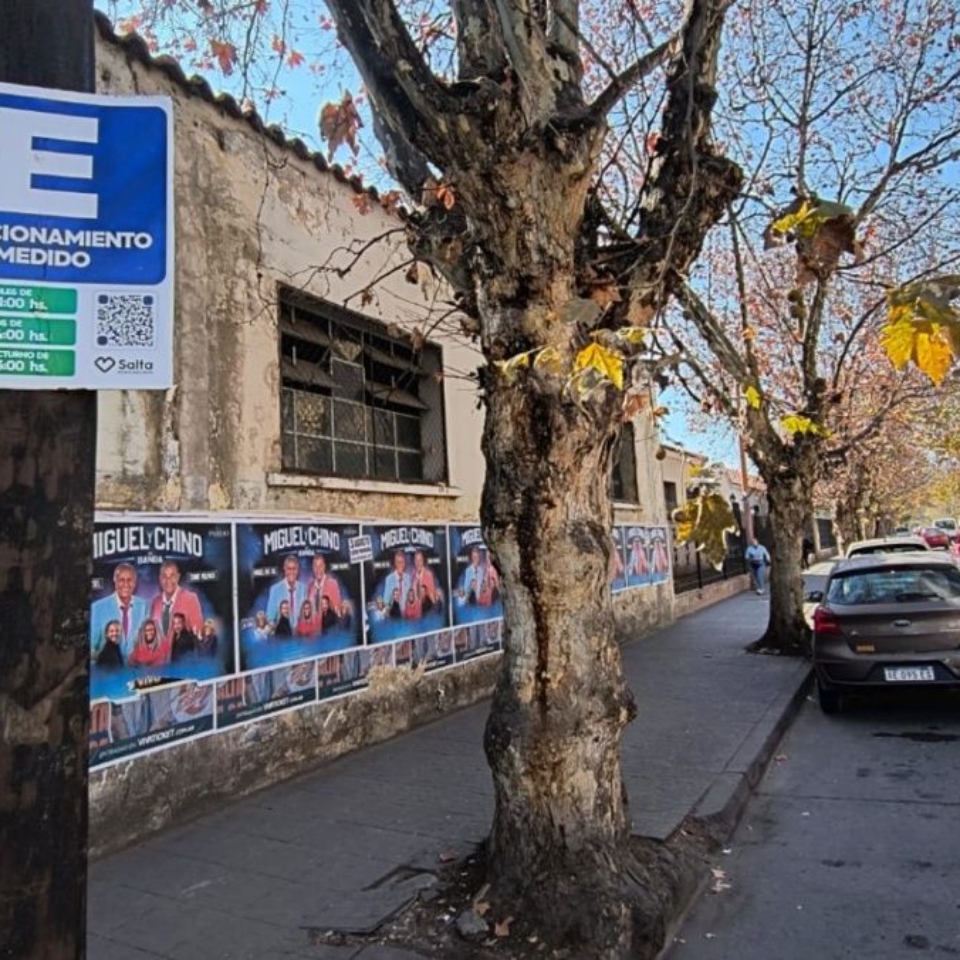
[88,592,810,960]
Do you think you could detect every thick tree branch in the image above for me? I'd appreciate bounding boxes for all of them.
[587,34,677,121]
[627,0,743,314]
[452,0,509,79]
[674,282,748,383]
[325,0,458,191]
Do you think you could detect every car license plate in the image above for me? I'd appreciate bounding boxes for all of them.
[883,666,936,682]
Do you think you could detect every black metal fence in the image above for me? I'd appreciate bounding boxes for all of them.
[671,512,774,595]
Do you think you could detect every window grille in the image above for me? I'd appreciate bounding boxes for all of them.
[279,290,447,484]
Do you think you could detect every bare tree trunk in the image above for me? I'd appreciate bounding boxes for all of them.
[834,499,859,547]
[481,369,640,955]
[752,471,811,655]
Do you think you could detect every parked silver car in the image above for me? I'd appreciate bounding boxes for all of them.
[844,536,930,558]
[801,560,836,628]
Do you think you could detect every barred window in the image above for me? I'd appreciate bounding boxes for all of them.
[612,422,639,503]
[279,291,447,484]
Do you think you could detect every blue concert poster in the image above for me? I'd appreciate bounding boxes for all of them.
[362,523,451,645]
[317,644,393,700]
[89,521,235,702]
[412,630,455,672]
[610,526,628,593]
[216,661,317,728]
[449,525,503,625]
[453,621,502,662]
[89,681,214,767]
[236,521,362,670]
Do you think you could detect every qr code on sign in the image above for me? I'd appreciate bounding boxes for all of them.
[95,293,157,349]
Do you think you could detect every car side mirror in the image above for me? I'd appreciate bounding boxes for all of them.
[805,590,823,603]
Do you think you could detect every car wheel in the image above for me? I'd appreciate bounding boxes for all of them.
[818,682,843,715]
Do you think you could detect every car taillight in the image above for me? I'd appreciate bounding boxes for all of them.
[813,607,842,636]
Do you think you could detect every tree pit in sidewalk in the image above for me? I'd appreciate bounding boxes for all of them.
[307,827,714,960]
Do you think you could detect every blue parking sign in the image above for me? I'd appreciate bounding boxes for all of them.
[0,82,174,389]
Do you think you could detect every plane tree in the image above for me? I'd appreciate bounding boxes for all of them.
[649,0,960,651]
[111,0,744,954]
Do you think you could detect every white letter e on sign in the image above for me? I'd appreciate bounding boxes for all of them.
[0,107,99,219]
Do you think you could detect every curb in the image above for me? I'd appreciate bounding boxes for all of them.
[656,662,813,958]
[691,661,813,840]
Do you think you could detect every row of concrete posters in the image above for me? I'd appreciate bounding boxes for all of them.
[89,518,671,767]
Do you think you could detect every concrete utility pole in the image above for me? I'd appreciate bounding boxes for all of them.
[0,3,97,958]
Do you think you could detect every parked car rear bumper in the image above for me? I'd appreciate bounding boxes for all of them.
[814,655,960,689]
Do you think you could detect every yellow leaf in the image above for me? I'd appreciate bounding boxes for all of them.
[495,348,538,383]
[780,414,830,437]
[879,317,914,370]
[914,328,954,385]
[770,199,815,239]
[887,274,960,326]
[770,198,853,242]
[672,493,736,569]
[574,342,624,391]
[744,385,762,409]
[612,326,648,346]
[882,275,960,384]
[533,346,562,376]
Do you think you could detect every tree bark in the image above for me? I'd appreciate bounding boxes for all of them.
[481,362,640,955]
[752,469,812,655]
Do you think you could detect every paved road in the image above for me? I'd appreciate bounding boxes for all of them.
[666,690,960,959]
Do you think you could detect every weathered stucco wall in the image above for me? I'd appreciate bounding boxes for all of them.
[93,39,486,522]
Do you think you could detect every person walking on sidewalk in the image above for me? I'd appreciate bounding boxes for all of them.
[745,537,771,595]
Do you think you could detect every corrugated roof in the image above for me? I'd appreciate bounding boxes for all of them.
[93,10,387,206]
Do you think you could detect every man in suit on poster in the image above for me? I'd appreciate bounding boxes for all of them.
[267,554,306,629]
[150,560,204,645]
[90,562,149,661]
[307,553,343,619]
[380,550,411,619]
[410,550,440,614]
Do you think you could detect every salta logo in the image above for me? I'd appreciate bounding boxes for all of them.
[94,356,116,372]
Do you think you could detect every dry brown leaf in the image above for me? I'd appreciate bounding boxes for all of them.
[318,92,362,159]
[494,916,514,937]
[589,283,622,309]
[436,184,456,210]
[622,388,648,422]
[352,194,373,215]
[473,899,491,917]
